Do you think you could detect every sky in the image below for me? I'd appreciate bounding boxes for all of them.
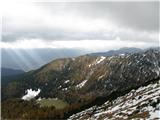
[1,1,159,51]
[0,0,159,71]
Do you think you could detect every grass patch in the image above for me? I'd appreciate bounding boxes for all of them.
[37,98,68,109]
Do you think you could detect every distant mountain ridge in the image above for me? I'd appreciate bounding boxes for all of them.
[1,67,24,77]
[89,47,142,57]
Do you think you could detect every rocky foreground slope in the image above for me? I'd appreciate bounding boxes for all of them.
[69,79,160,120]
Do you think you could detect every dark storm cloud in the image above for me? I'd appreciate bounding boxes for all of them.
[2,29,116,42]
[41,1,159,31]
[77,2,159,32]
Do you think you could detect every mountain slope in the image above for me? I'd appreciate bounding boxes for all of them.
[2,49,160,102]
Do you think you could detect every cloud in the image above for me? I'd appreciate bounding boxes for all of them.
[1,39,158,51]
[1,1,159,48]
[77,2,159,32]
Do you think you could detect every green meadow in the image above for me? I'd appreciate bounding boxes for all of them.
[37,98,68,109]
